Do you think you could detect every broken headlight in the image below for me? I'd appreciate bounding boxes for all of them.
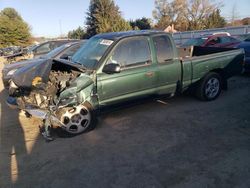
[9,80,19,96]
[9,80,18,88]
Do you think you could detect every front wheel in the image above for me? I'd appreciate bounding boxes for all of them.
[60,102,97,135]
[196,72,222,101]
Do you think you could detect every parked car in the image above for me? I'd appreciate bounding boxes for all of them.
[212,32,230,36]
[27,39,79,58]
[181,34,241,48]
[2,41,85,87]
[6,30,244,139]
[0,46,22,56]
[1,40,79,65]
[237,36,250,72]
[0,46,26,64]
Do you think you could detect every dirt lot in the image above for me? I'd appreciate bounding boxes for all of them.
[0,62,250,188]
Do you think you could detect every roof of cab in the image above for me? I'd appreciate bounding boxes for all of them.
[94,30,168,40]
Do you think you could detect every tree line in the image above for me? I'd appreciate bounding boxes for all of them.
[152,0,226,31]
[1,0,250,47]
[68,0,240,39]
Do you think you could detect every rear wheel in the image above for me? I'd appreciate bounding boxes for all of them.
[196,72,222,101]
[60,102,96,135]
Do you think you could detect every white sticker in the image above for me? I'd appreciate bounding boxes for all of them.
[100,39,113,46]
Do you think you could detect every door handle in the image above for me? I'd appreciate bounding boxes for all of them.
[145,72,154,77]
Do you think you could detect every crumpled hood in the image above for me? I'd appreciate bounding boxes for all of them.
[11,58,88,89]
[12,59,53,88]
[4,58,44,72]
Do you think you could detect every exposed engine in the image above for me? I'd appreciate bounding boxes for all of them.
[17,70,79,109]
[8,60,93,140]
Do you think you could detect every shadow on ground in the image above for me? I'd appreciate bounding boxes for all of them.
[0,75,250,188]
[0,89,27,187]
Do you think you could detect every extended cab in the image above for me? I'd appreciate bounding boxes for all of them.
[7,31,245,135]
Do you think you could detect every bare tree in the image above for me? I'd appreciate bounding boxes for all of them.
[153,0,188,30]
[172,0,189,30]
[153,0,223,31]
[153,0,173,29]
[230,3,239,26]
[185,0,221,30]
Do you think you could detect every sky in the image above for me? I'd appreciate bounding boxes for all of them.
[0,0,249,37]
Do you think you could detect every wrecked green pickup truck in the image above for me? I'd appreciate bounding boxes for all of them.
[7,30,244,137]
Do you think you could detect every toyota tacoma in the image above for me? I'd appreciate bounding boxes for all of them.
[6,30,245,139]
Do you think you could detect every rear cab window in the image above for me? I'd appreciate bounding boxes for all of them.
[152,35,174,63]
[207,37,220,45]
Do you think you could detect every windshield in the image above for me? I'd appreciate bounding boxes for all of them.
[40,44,67,59]
[183,38,207,46]
[72,37,113,69]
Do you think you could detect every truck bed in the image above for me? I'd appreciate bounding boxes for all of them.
[178,46,245,90]
[178,46,241,58]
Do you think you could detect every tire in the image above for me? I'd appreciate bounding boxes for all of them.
[60,102,97,135]
[196,72,222,101]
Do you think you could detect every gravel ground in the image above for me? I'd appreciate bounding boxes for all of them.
[0,62,250,188]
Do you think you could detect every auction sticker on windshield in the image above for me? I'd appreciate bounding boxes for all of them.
[100,39,113,46]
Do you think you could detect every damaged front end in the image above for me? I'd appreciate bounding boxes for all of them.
[7,59,98,139]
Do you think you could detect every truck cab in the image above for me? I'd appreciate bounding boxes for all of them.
[95,32,181,106]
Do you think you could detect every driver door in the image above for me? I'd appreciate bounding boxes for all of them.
[97,36,156,106]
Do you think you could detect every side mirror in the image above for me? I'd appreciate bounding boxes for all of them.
[103,63,121,74]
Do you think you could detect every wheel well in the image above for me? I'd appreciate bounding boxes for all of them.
[210,69,227,90]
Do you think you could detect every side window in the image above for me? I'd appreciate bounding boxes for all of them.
[49,42,57,50]
[108,37,151,68]
[219,37,231,44]
[60,45,81,59]
[229,37,238,42]
[207,37,220,45]
[36,43,50,54]
[153,35,174,63]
